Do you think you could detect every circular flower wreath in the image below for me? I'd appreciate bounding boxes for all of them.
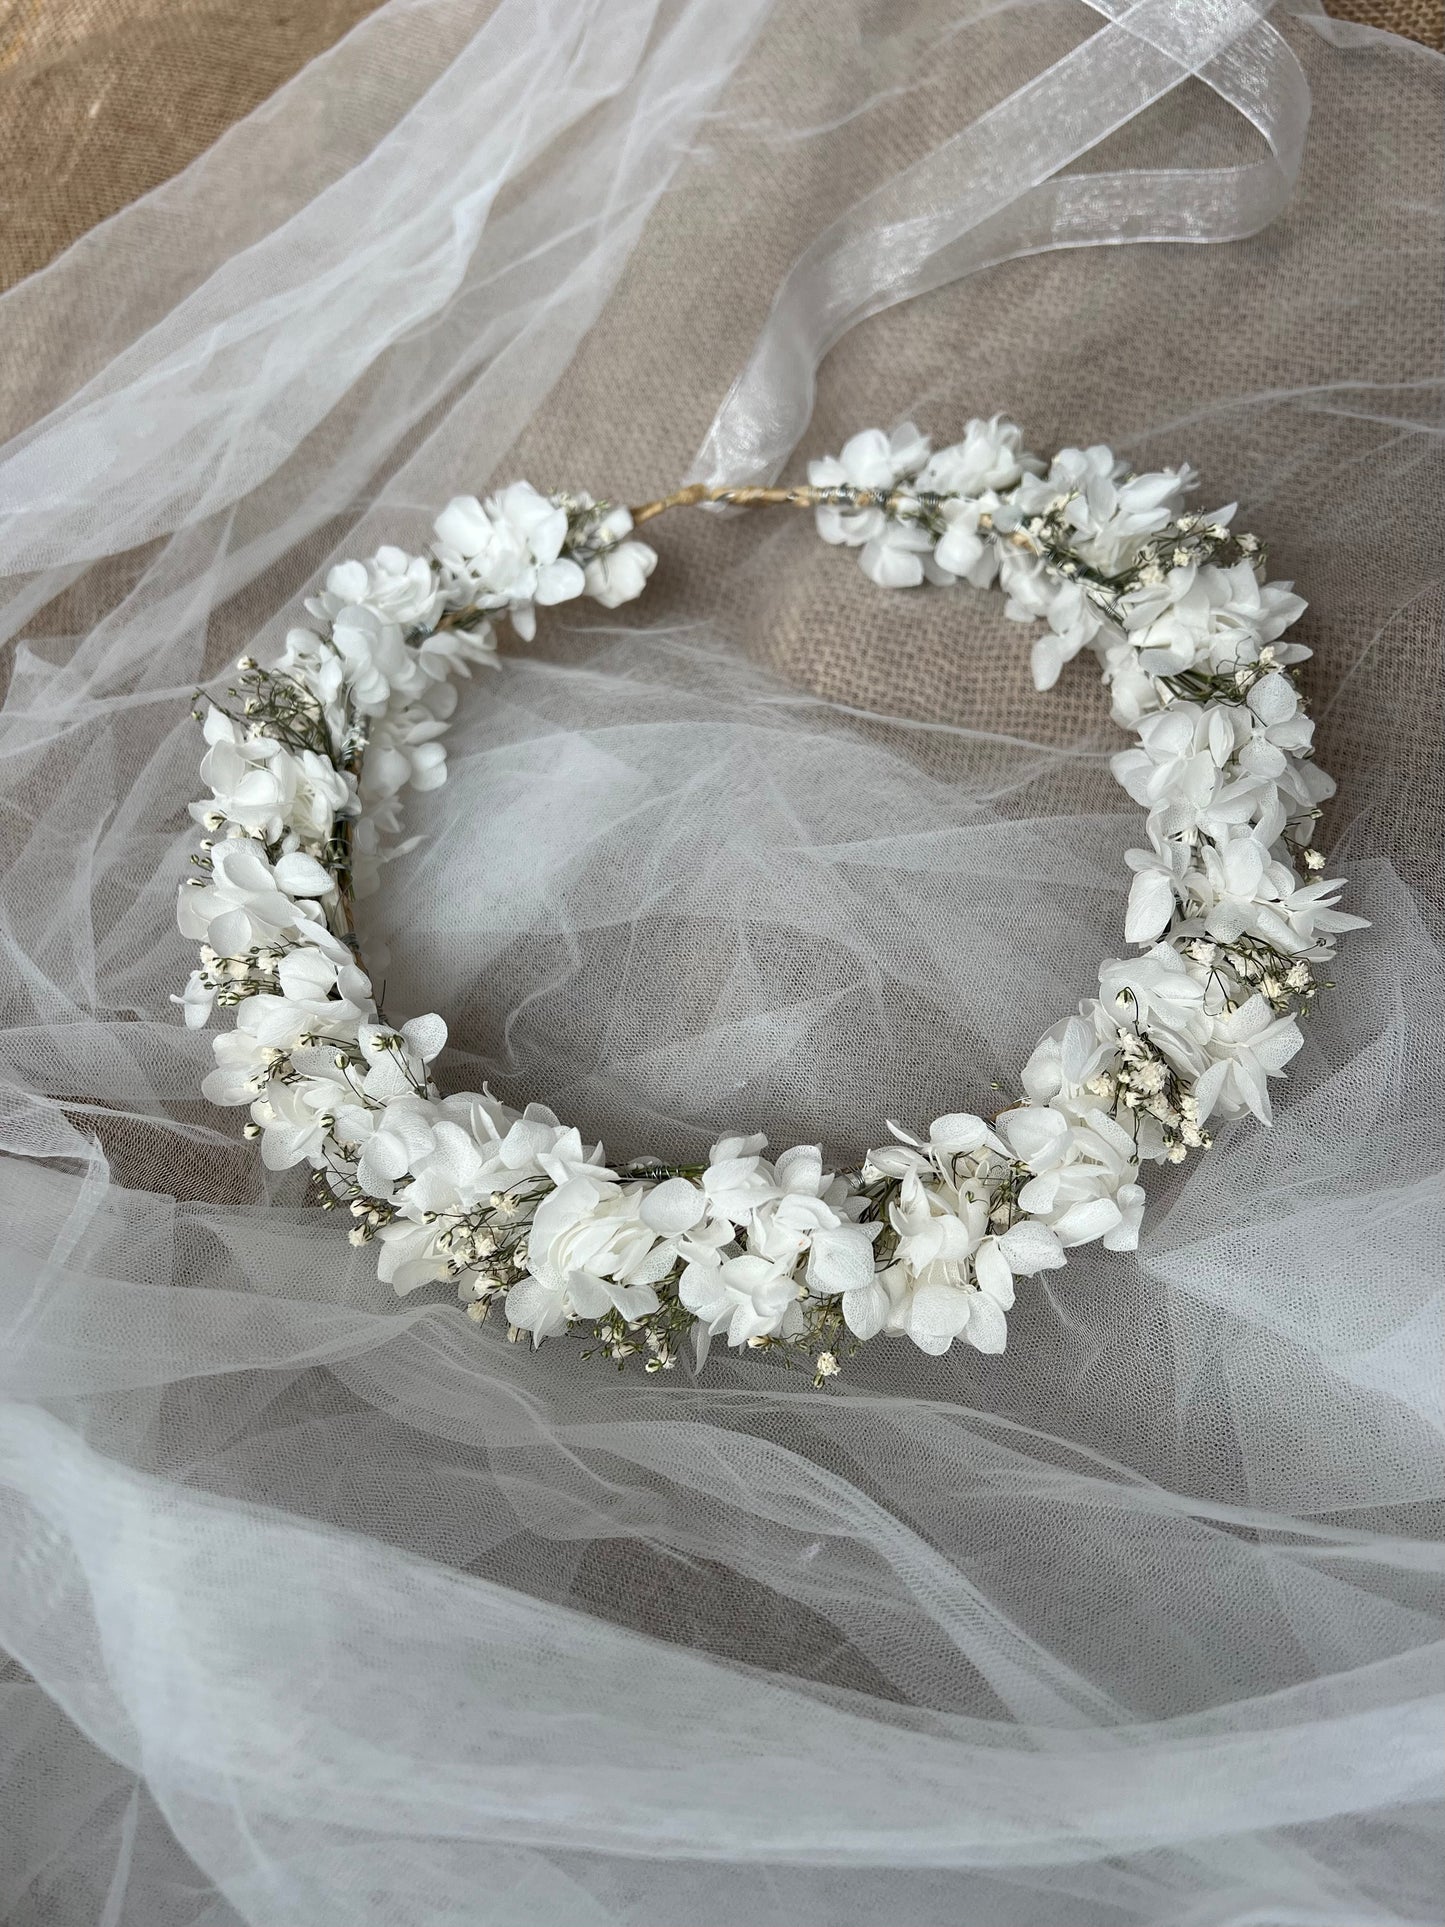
[178,419,1365,1382]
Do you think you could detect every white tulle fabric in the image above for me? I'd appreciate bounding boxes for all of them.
[1,3,1442,1924]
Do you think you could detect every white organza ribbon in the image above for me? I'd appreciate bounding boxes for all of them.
[0,0,1309,577]
[692,0,1310,486]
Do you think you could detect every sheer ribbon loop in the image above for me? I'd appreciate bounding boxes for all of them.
[694,0,1309,487]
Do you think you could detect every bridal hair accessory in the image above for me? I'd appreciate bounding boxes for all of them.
[178,419,1364,1380]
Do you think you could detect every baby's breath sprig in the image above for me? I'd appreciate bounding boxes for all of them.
[1183,934,1322,1017]
[207,657,338,762]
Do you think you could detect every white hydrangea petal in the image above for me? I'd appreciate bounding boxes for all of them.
[860,532,926,589]
[964,1293,1009,1355]
[836,428,896,487]
[999,1104,1069,1167]
[1051,1197,1124,1247]
[806,454,847,490]
[996,1219,1067,1275]
[928,1113,992,1156]
[401,1013,448,1063]
[973,1239,1016,1308]
[841,1277,891,1343]
[905,1284,973,1354]
[433,496,491,553]
[1125,869,1178,945]
[505,1275,569,1343]
[1247,671,1298,725]
[534,557,586,606]
[1103,1185,1147,1252]
[205,908,251,956]
[1191,1059,1228,1124]
[807,1225,875,1295]
[494,483,567,559]
[272,852,333,898]
[773,1144,824,1194]
[639,1177,706,1236]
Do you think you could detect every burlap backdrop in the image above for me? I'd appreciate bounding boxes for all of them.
[0,8,1441,1925]
[0,0,1439,299]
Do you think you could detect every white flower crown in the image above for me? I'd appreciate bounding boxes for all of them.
[178,419,1364,1381]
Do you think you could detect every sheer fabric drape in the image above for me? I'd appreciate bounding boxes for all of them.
[0,3,1441,1922]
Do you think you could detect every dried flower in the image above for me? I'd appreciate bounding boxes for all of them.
[180,427,1361,1377]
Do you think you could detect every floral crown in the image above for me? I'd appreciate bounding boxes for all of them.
[178,418,1363,1383]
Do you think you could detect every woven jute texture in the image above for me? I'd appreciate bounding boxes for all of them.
[0,0,1439,295]
[0,0,386,293]
[1332,0,1442,34]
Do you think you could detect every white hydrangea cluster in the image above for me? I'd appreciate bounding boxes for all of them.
[179,434,1362,1383]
